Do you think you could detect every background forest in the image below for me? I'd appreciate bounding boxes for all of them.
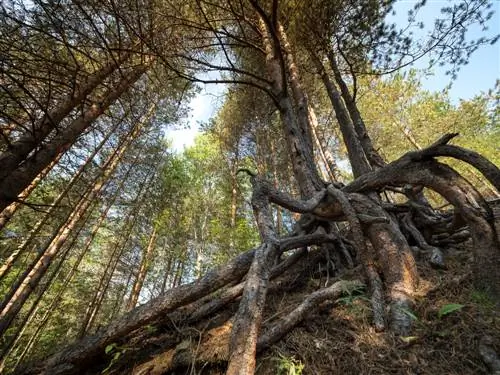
[0,0,498,374]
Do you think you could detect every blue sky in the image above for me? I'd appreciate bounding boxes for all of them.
[389,0,500,100]
[168,0,500,151]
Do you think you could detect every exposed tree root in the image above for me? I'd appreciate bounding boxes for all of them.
[19,134,500,375]
[130,280,362,375]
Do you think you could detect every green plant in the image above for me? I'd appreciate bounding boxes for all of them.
[471,290,495,309]
[102,343,129,374]
[144,324,157,334]
[336,286,369,306]
[437,303,464,319]
[399,307,419,322]
[275,354,305,375]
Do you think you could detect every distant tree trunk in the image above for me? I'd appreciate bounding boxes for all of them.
[310,116,338,182]
[0,53,131,181]
[160,252,174,294]
[0,108,147,336]
[111,270,134,321]
[127,226,158,310]
[229,156,239,251]
[171,259,184,288]
[0,62,150,212]
[270,139,283,234]
[0,116,123,278]
[78,167,155,337]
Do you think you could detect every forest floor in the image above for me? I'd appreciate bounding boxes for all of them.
[253,242,499,375]
[84,240,499,375]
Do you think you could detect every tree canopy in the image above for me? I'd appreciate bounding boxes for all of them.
[0,1,499,374]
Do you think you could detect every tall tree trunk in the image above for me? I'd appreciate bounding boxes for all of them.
[309,50,371,177]
[226,12,321,375]
[327,50,386,168]
[259,16,320,198]
[0,106,147,336]
[0,115,123,277]
[127,226,158,310]
[78,166,156,337]
[0,62,150,212]
[0,53,131,181]
[160,249,174,294]
[111,269,135,321]
[0,152,62,231]
[309,116,338,182]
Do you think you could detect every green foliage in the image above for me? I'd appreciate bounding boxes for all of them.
[470,290,496,309]
[102,343,129,373]
[358,71,499,199]
[437,303,464,319]
[275,354,305,375]
[398,307,419,322]
[336,286,369,306]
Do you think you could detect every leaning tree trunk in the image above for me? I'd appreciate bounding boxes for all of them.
[327,49,386,169]
[0,152,62,232]
[0,52,131,181]
[126,226,158,311]
[0,108,147,336]
[0,114,125,279]
[0,61,150,212]
[309,49,372,178]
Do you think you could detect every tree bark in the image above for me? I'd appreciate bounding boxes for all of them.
[0,107,147,336]
[257,14,321,198]
[309,50,371,178]
[327,50,386,168]
[0,152,62,231]
[345,144,500,300]
[127,226,158,310]
[0,53,131,181]
[0,62,149,212]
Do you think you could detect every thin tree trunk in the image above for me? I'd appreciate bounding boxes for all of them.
[0,62,150,212]
[271,139,283,234]
[310,116,338,182]
[78,166,156,337]
[0,152,63,231]
[172,259,184,288]
[126,226,158,310]
[160,252,173,294]
[327,50,386,168]
[0,105,148,336]
[0,114,123,278]
[111,269,134,321]
[309,50,371,178]
[0,53,131,181]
